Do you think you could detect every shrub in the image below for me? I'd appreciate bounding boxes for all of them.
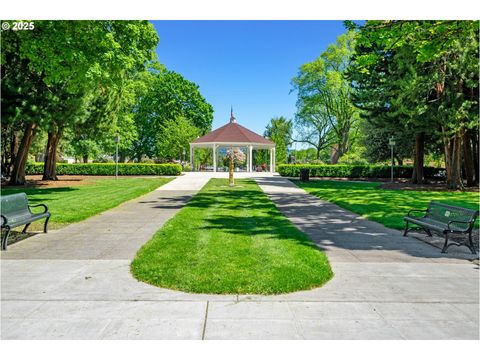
[25,162,182,176]
[277,164,445,179]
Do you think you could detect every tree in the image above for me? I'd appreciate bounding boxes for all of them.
[349,20,479,188]
[157,117,200,161]
[133,70,214,161]
[358,120,413,165]
[4,20,160,182]
[292,31,359,164]
[226,148,246,186]
[1,29,52,184]
[264,117,292,165]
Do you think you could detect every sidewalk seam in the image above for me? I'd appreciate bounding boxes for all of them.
[201,300,209,340]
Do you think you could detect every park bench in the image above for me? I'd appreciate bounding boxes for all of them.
[1,193,50,250]
[403,201,478,254]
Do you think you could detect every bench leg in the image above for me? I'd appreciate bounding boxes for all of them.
[467,232,477,255]
[441,233,449,253]
[2,227,11,251]
[44,216,50,233]
[403,221,409,236]
[22,223,31,234]
[424,228,432,237]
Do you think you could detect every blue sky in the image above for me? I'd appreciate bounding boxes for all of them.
[151,20,348,136]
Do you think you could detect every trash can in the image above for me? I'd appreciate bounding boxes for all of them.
[299,168,309,181]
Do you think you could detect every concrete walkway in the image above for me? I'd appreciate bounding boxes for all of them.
[1,173,478,339]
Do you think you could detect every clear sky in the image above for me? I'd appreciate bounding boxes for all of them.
[151,20,348,136]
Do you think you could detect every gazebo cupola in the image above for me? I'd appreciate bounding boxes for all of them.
[189,109,276,172]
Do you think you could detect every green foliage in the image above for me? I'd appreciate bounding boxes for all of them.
[278,164,445,179]
[1,178,172,230]
[349,20,479,188]
[25,162,182,176]
[264,116,292,164]
[131,179,332,294]
[292,31,359,162]
[1,21,161,182]
[133,70,214,160]
[253,149,269,168]
[296,180,479,230]
[358,120,414,164]
[290,148,318,163]
[156,116,200,161]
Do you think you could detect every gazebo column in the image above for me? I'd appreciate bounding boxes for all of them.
[269,148,273,172]
[272,148,276,172]
[212,144,217,172]
[248,145,253,172]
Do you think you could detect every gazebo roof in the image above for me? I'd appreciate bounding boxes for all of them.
[191,110,274,146]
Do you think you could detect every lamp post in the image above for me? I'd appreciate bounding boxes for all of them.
[114,134,119,180]
[182,149,186,170]
[389,136,396,183]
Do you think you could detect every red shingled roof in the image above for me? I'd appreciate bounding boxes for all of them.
[192,122,274,145]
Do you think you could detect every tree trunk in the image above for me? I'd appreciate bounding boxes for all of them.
[7,131,18,177]
[83,154,88,163]
[411,132,425,184]
[395,157,403,166]
[119,152,126,163]
[228,152,234,186]
[471,128,479,185]
[330,145,340,164]
[9,122,37,185]
[462,130,475,187]
[42,131,61,181]
[443,128,464,190]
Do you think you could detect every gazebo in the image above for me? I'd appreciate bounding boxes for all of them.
[190,109,276,172]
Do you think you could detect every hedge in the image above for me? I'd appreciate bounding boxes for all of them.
[277,164,446,179]
[25,162,182,176]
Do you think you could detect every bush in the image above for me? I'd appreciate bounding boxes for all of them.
[26,162,182,176]
[277,164,445,179]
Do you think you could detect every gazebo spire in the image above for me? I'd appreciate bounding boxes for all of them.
[230,106,237,124]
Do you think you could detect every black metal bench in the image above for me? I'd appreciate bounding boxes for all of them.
[1,193,50,250]
[403,201,478,254]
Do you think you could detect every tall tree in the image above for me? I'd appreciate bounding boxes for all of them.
[292,31,359,164]
[3,20,160,182]
[349,20,479,188]
[133,69,214,161]
[1,30,51,184]
[264,116,292,165]
[156,117,200,161]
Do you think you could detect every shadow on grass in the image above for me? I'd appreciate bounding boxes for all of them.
[1,187,77,204]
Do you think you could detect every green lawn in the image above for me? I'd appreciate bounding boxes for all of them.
[1,177,172,230]
[131,178,333,295]
[295,180,480,230]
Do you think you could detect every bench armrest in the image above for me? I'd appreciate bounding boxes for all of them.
[407,209,427,217]
[29,203,49,214]
[447,220,473,232]
[1,214,6,227]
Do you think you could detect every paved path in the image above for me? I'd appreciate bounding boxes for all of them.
[1,174,478,339]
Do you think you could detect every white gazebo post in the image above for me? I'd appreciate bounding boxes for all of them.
[272,148,276,172]
[248,145,253,172]
[269,148,273,172]
[213,143,217,172]
[190,144,194,171]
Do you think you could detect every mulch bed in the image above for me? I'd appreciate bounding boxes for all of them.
[2,175,137,189]
[290,176,478,192]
